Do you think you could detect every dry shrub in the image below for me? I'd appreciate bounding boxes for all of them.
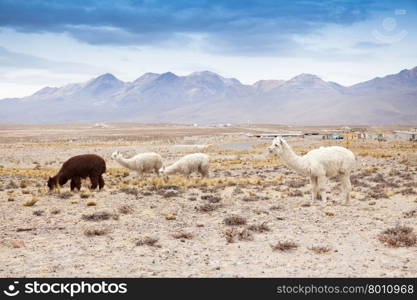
[247,222,270,233]
[195,203,222,213]
[286,179,307,188]
[136,237,161,248]
[84,227,109,237]
[270,205,283,210]
[368,185,389,199]
[82,211,119,221]
[56,191,72,199]
[160,190,181,198]
[120,187,139,197]
[6,180,18,189]
[201,194,221,203]
[385,180,400,188]
[233,187,244,194]
[369,173,386,183]
[238,229,254,241]
[289,189,303,197]
[242,195,257,202]
[351,176,370,188]
[271,241,298,252]
[403,209,417,218]
[400,188,416,195]
[33,210,44,216]
[119,205,134,214]
[224,215,247,226]
[378,226,417,248]
[224,228,254,243]
[172,232,194,240]
[309,246,332,254]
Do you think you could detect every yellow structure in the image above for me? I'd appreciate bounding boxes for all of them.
[343,132,360,139]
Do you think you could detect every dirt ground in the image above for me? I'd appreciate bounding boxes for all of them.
[0,123,416,277]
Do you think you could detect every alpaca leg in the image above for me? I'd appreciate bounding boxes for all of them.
[98,174,105,190]
[310,176,318,203]
[341,175,352,204]
[89,174,99,190]
[70,179,76,191]
[199,165,209,178]
[317,176,327,205]
[71,177,81,191]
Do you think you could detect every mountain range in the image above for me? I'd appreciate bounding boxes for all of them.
[1,67,416,125]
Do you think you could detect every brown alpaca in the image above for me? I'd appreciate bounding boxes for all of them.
[47,154,106,191]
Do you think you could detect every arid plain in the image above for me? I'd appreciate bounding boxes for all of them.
[0,123,416,277]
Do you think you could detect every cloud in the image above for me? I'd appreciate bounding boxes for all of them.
[353,41,391,49]
[0,0,394,55]
[0,46,100,73]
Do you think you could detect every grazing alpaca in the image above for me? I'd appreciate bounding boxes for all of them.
[47,154,106,191]
[268,138,356,205]
[161,153,209,178]
[111,151,163,176]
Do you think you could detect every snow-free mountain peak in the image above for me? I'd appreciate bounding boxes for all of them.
[0,68,416,124]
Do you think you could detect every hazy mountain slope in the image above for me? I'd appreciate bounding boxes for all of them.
[0,67,416,124]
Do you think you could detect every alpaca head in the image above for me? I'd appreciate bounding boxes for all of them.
[268,137,288,155]
[159,166,169,179]
[47,176,58,191]
[111,151,121,160]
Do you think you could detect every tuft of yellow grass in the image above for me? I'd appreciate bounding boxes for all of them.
[23,196,39,206]
[80,192,92,199]
[0,167,55,177]
[127,175,283,188]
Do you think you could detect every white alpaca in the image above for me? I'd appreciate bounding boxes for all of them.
[161,153,209,178]
[268,138,356,205]
[111,151,163,176]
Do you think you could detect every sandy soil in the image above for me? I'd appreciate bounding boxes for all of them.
[0,124,416,277]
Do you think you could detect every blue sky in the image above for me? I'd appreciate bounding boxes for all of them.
[0,0,416,97]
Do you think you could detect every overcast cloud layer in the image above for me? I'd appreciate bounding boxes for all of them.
[0,0,416,98]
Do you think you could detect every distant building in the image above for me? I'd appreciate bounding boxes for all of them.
[393,130,417,141]
[248,132,304,138]
[93,123,109,129]
[366,133,386,141]
[343,132,366,139]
